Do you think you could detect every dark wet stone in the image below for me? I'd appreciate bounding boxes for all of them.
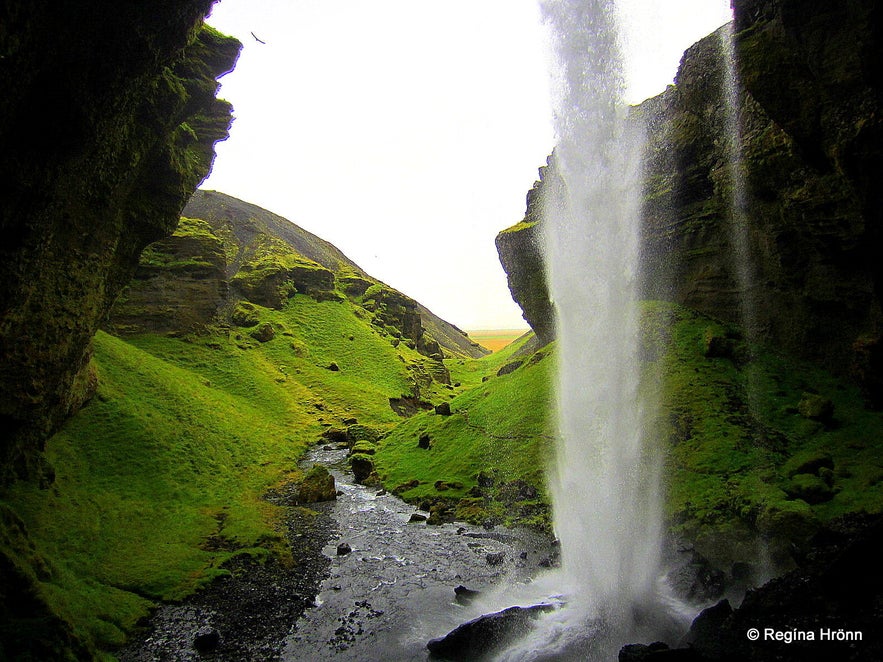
[434,401,452,416]
[193,627,220,653]
[418,433,431,449]
[427,604,555,659]
[409,513,427,523]
[327,362,340,371]
[454,585,480,604]
[336,542,352,556]
[486,551,505,566]
[618,641,681,661]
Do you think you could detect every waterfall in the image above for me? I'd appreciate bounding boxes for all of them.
[521,0,669,656]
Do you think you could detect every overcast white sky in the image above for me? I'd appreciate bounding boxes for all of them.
[202,0,732,330]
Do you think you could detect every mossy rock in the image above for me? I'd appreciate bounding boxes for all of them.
[350,441,376,456]
[797,392,834,423]
[297,466,337,504]
[455,497,486,524]
[784,450,835,478]
[231,301,260,327]
[755,500,819,543]
[785,474,835,505]
[249,323,275,343]
[346,424,381,446]
[349,454,375,483]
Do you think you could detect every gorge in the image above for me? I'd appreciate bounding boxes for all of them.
[3,1,883,661]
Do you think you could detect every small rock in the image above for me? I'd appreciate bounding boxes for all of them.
[797,392,834,422]
[418,433,431,449]
[486,551,505,566]
[454,585,480,603]
[434,401,452,416]
[327,362,340,372]
[496,360,523,377]
[409,513,428,523]
[343,417,358,425]
[249,322,275,343]
[427,604,555,658]
[296,465,337,504]
[337,542,352,556]
[193,627,220,653]
[349,454,375,483]
[618,641,671,661]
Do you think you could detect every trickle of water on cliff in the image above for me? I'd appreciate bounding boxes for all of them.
[497,1,684,658]
[719,23,759,344]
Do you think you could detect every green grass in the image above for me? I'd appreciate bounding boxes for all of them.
[4,330,321,651]
[374,339,555,530]
[3,293,457,655]
[10,284,883,657]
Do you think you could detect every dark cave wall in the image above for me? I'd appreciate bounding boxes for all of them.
[0,2,241,484]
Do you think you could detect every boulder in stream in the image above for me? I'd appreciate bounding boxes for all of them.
[296,466,337,504]
[427,604,555,659]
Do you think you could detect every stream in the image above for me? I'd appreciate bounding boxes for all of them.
[119,443,556,661]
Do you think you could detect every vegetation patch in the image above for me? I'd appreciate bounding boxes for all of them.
[374,335,555,531]
[643,301,883,567]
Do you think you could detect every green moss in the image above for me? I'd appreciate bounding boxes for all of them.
[497,219,538,236]
[645,301,883,547]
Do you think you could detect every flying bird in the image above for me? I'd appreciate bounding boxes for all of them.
[251,31,266,45]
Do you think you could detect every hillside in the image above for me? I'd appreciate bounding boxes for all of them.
[0,191,518,657]
[109,189,487,364]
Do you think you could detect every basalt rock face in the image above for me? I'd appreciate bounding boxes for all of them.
[108,217,230,335]
[495,165,556,347]
[642,0,883,400]
[1,4,239,658]
[499,0,883,400]
[0,3,240,485]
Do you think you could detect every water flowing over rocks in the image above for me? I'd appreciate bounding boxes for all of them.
[119,443,555,661]
[281,445,556,661]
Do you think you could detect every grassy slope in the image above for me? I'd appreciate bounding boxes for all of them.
[378,299,883,550]
[3,294,444,656]
[373,334,556,530]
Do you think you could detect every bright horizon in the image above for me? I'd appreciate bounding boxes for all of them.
[202,0,733,330]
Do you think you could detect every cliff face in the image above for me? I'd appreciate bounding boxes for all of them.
[495,166,556,347]
[0,4,240,484]
[642,0,883,399]
[499,0,883,399]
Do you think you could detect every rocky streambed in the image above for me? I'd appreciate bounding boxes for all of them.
[119,443,557,661]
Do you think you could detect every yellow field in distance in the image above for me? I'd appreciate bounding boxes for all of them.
[466,329,529,353]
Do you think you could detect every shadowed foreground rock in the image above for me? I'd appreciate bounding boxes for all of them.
[622,515,883,661]
[427,604,555,660]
